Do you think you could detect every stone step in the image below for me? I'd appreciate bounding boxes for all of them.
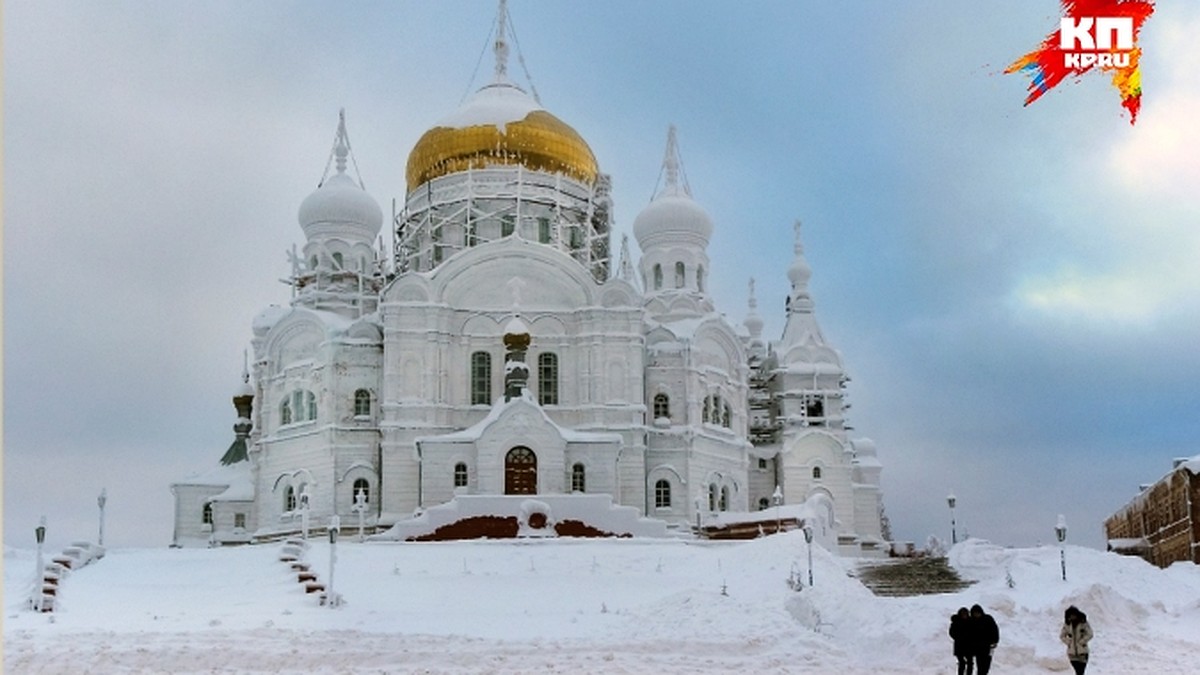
[855,557,973,597]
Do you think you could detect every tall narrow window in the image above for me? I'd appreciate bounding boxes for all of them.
[471,351,492,405]
[538,217,551,243]
[309,255,318,270]
[653,264,663,290]
[234,513,246,529]
[280,398,293,426]
[708,483,718,511]
[332,252,344,269]
[284,486,296,512]
[571,463,586,493]
[812,466,822,480]
[723,403,732,428]
[352,478,370,505]
[305,391,317,421]
[202,502,213,525]
[501,215,515,237]
[354,389,371,417]
[537,353,559,405]
[675,262,685,288]
[569,225,582,250]
[655,479,671,508]
[697,264,705,292]
[653,393,670,420]
[431,226,443,264]
[702,396,710,424]
[454,462,469,488]
[719,486,729,511]
[466,221,477,247]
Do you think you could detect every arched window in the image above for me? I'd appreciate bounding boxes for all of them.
[653,264,663,290]
[675,262,685,288]
[653,393,670,420]
[571,463,586,493]
[758,497,770,510]
[719,486,730,511]
[708,483,718,511]
[309,255,318,270]
[812,466,822,480]
[538,353,558,405]
[697,265,705,292]
[454,462,469,488]
[305,390,317,421]
[354,389,371,417]
[202,502,213,525]
[284,486,296,512]
[655,479,671,508]
[280,398,293,426]
[723,403,732,428]
[352,478,370,505]
[332,252,344,269]
[471,351,492,405]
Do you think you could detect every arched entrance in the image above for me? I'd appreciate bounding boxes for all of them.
[505,446,537,495]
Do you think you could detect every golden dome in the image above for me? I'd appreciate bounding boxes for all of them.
[406,82,598,192]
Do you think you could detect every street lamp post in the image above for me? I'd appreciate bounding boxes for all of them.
[34,517,46,612]
[97,488,107,546]
[327,515,341,608]
[803,524,814,587]
[1055,514,1068,581]
[352,488,367,543]
[694,490,703,530]
[947,493,958,545]
[772,485,783,534]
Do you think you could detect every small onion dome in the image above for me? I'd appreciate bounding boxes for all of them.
[298,170,383,243]
[632,189,714,247]
[788,251,812,287]
[744,310,764,339]
[503,315,530,337]
[405,82,598,192]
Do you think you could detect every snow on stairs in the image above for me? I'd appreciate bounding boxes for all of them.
[854,557,974,597]
[278,539,329,602]
[33,541,106,612]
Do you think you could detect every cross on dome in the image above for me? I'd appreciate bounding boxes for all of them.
[658,124,691,198]
[494,0,511,83]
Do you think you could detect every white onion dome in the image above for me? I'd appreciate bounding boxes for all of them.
[503,315,530,336]
[632,187,714,247]
[298,169,383,243]
[744,308,764,338]
[788,220,813,287]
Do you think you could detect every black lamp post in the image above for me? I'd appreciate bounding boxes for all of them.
[803,524,814,587]
[1055,515,1068,581]
[947,493,958,545]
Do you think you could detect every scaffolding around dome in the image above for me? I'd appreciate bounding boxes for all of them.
[394,164,613,283]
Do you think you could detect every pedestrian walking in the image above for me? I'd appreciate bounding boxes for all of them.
[970,604,1000,675]
[1060,605,1094,674]
[949,607,974,675]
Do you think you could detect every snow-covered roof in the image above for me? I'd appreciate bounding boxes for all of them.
[420,390,620,445]
[437,82,543,133]
[173,460,251,491]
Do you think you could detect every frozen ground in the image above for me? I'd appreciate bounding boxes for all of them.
[4,534,1199,673]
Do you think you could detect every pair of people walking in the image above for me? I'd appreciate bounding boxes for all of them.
[948,604,1000,675]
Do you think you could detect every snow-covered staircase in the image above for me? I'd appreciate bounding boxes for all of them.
[854,557,973,597]
[32,541,105,612]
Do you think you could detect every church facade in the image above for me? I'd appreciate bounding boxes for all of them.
[171,8,887,555]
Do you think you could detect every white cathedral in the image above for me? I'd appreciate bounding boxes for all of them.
[171,5,887,555]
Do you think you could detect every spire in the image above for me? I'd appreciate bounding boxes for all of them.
[657,124,690,198]
[617,233,638,286]
[241,349,250,386]
[744,277,764,345]
[334,108,349,175]
[493,0,511,83]
[787,219,814,314]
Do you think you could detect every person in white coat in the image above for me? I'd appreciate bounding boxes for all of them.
[1060,605,1094,675]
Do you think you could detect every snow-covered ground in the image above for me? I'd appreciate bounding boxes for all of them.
[5,534,1199,673]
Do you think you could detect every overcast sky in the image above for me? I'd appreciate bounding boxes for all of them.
[5,1,1198,552]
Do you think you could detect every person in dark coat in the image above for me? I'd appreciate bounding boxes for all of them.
[970,604,1000,675]
[1060,605,1094,674]
[949,607,974,675]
